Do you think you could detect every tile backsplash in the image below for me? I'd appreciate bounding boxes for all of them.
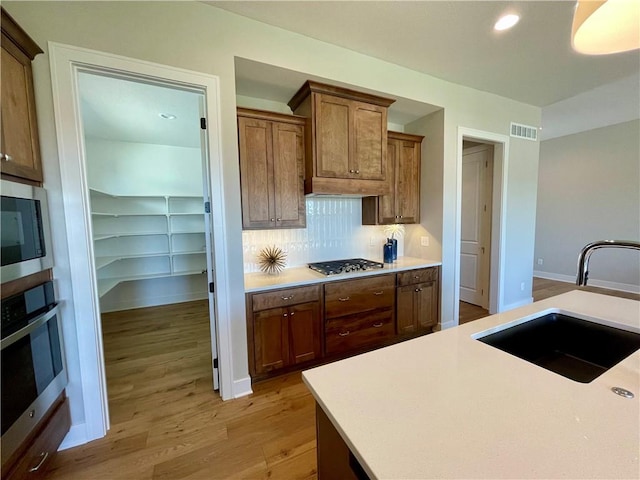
[242,197,404,273]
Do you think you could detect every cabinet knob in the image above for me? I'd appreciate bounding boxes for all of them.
[276,218,281,221]
[0,153,11,162]
[372,322,384,328]
[338,296,350,302]
[270,218,275,222]
[283,313,288,317]
[349,169,354,173]
[338,331,350,337]
[281,295,294,300]
[355,170,360,174]
[415,288,420,292]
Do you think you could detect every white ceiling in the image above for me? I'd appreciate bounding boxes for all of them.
[78,72,203,148]
[211,0,640,107]
[77,2,639,148]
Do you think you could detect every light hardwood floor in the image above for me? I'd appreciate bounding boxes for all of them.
[46,280,638,479]
[46,301,317,480]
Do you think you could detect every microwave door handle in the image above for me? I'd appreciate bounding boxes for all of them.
[0,306,59,351]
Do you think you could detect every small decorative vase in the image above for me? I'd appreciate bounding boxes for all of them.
[383,241,394,264]
[388,238,398,261]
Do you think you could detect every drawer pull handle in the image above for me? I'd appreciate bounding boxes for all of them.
[281,295,294,300]
[372,322,384,328]
[373,291,384,296]
[29,452,49,472]
[338,296,350,302]
[338,331,350,337]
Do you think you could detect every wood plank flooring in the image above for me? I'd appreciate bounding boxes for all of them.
[46,301,317,480]
[46,280,638,479]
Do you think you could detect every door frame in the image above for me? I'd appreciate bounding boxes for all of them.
[455,127,510,322]
[49,42,234,445]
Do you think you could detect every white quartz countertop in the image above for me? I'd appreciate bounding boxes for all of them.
[302,291,640,479]
[244,256,441,293]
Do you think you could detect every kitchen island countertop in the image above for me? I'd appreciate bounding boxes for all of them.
[244,256,441,293]
[302,290,640,479]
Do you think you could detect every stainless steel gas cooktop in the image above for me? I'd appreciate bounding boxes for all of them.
[308,258,384,276]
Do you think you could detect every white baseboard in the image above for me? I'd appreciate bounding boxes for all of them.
[100,292,208,313]
[502,297,534,312]
[232,376,253,399]
[59,423,89,450]
[534,270,640,294]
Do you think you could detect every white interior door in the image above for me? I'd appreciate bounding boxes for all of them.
[199,98,220,390]
[460,145,493,308]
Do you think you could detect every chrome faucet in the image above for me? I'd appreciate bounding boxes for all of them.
[576,240,640,286]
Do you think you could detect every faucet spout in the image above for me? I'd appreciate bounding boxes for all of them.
[576,240,640,286]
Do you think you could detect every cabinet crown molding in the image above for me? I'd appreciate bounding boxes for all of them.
[287,80,396,111]
[1,7,42,60]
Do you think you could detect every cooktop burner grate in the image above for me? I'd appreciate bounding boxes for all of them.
[308,258,384,276]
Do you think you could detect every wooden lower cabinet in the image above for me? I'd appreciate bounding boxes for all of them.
[247,285,322,379]
[247,267,440,381]
[2,394,71,480]
[396,267,440,335]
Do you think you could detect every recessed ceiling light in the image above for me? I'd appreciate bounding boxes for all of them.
[159,113,177,120]
[494,14,520,31]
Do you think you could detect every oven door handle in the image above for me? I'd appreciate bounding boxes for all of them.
[0,306,59,351]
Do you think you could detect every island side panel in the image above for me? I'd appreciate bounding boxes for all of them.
[316,403,367,480]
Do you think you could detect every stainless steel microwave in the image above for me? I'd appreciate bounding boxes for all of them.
[1,180,54,282]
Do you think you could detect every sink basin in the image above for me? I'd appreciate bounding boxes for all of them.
[476,313,640,383]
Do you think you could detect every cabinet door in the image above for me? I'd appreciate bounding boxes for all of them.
[1,45,43,182]
[253,307,289,374]
[238,116,275,229]
[288,302,321,365]
[314,93,350,178]
[396,140,421,223]
[416,281,438,331]
[377,138,397,224]
[352,101,386,181]
[396,285,417,334]
[272,121,305,228]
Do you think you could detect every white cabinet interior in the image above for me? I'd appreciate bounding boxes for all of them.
[90,189,207,298]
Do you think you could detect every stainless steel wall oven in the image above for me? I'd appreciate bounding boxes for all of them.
[1,280,67,465]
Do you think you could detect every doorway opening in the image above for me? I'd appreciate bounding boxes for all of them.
[459,142,494,323]
[76,71,220,409]
[49,43,235,447]
[455,128,510,325]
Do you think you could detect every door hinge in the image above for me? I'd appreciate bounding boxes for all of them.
[200,117,207,130]
[204,201,211,213]
[209,282,215,293]
[213,358,218,369]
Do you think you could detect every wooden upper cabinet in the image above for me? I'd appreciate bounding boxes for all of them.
[237,108,306,229]
[362,131,424,225]
[288,80,395,196]
[1,7,44,183]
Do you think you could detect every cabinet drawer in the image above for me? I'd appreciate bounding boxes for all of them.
[325,275,395,318]
[325,309,395,355]
[5,396,71,480]
[252,285,320,311]
[397,267,439,286]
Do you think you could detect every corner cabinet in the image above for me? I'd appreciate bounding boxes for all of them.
[246,285,322,379]
[237,108,306,229]
[288,80,395,196]
[362,131,424,225]
[90,189,207,297]
[1,7,44,182]
[396,267,440,335]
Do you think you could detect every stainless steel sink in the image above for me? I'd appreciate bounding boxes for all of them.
[475,313,640,383]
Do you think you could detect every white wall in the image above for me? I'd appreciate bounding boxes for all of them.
[535,120,640,291]
[5,0,540,440]
[86,138,202,196]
